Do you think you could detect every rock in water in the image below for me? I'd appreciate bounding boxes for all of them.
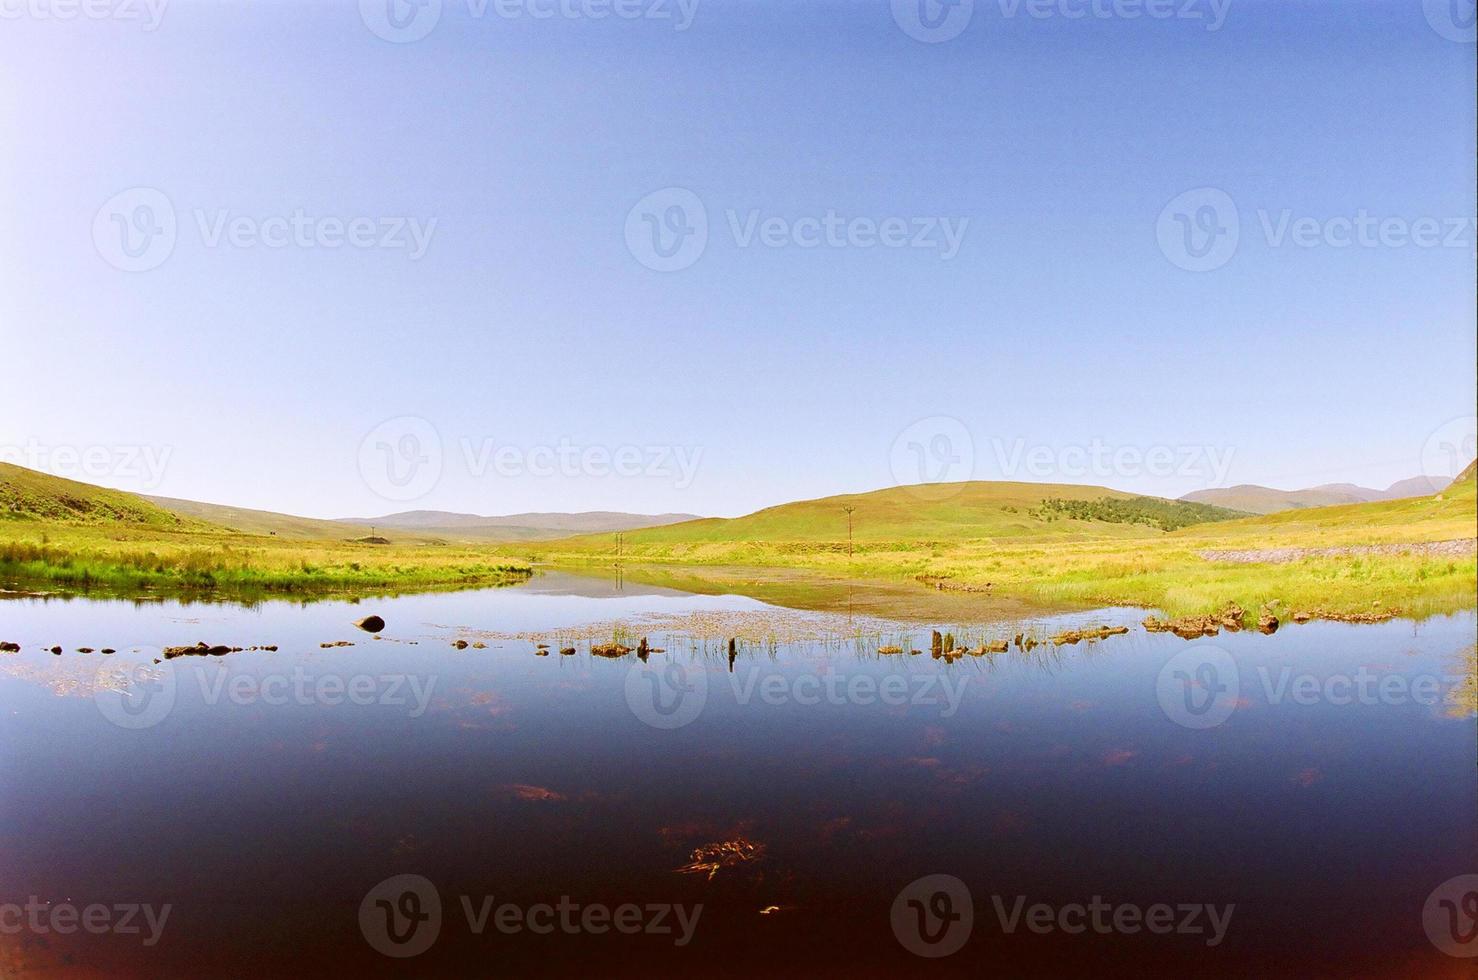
[354,615,386,633]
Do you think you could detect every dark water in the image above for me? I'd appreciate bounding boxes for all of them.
[0,571,1474,977]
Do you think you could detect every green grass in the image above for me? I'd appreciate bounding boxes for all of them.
[0,462,197,528]
[0,463,531,598]
[0,526,532,599]
[4,461,1474,620]
[536,471,1478,620]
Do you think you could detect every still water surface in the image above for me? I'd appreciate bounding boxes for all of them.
[0,571,1474,976]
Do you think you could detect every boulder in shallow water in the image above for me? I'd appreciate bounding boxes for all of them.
[354,615,386,633]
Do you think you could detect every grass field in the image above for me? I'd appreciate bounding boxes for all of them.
[3,462,1474,617]
[0,463,530,598]
[534,469,1478,620]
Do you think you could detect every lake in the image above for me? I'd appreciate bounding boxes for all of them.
[1,570,1474,976]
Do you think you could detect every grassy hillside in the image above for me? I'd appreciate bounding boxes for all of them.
[1,463,198,528]
[143,499,702,543]
[582,481,1223,551]
[0,465,529,597]
[145,495,385,540]
[534,473,1477,619]
[345,509,702,541]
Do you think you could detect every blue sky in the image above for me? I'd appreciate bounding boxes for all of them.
[2,0,1474,518]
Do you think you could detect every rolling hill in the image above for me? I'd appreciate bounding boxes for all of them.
[1182,475,1452,515]
[142,495,388,541]
[139,500,700,543]
[337,509,702,542]
[553,481,1245,550]
[1,463,199,528]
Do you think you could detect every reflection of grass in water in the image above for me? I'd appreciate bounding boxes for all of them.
[538,476,1478,620]
[0,531,532,602]
[1448,646,1477,719]
[458,605,1136,674]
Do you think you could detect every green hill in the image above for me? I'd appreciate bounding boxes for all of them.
[140,498,702,543]
[557,481,1243,551]
[0,463,198,528]
[143,495,387,541]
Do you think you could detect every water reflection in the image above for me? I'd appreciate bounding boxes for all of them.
[0,572,1473,975]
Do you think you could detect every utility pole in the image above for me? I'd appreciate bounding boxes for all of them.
[842,506,856,557]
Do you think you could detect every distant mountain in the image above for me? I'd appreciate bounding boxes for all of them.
[1182,474,1454,515]
[144,495,389,541]
[337,510,702,542]
[137,497,700,543]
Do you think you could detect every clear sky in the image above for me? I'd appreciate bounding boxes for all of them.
[3,0,1474,518]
